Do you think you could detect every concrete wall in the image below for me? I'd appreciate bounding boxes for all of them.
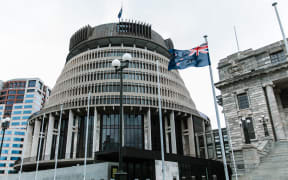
[155,160,179,180]
[6,162,116,180]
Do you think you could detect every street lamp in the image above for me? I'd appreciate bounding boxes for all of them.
[0,117,10,157]
[112,53,132,180]
[259,115,269,137]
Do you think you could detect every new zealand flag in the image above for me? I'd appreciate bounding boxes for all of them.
[168,43,210,71]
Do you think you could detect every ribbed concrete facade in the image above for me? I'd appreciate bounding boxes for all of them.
[15,21,229,180]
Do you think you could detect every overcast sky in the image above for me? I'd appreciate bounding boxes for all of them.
[0,0,287,129]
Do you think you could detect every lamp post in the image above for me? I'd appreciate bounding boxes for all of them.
[260,115,269,137]
[240,117,251,144]
[112,53,132,180]
[0,117,10,157]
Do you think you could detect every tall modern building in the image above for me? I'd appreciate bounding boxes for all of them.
[216,40,288,174]
[0,78,50,175]
[15,21,230,180]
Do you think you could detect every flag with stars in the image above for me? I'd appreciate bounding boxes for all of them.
[168,43,210,71]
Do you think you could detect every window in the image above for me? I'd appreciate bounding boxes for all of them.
[13,137,24,141]
[13,111,22,115]
[16,96,24,99]
[0,163,6,167]
[21,122,27,125]
[25,100,33,103]
[7,96,15,99]
[11,150,22,154]
[17,90,25,94]
[0,157,7,160]
[22,116,30,120]
[14,105,23,109]
[24,105,32,108]
[11,122,20,126]
[237,93,249,109]
[280,88,288,108]
[23,110,32,114]
[27,89,35,92]
[270,51,286,64]
[1,150,8,154]
[25,94,34,98]
[10,157,20,161]
[12,117,21,120]
[8,90,16,94]
[12,144,23,148]
[14,131,25,135]
[28,80,36,87]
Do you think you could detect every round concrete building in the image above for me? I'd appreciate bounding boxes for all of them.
[16,21,230,180]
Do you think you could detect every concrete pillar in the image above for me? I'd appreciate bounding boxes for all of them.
[65,110,74,158]
[202,121,208,159]
[170,111,177,154]
[93,107,100,156]
[195,133,200,158]
[31,119,41,158]
[23,123,33,158]
[188,115,196,157]
[265,83,286,140]
[144,108,152,150]
[73,115,79,158]
[45,113,55,160]
[164,116,170,153]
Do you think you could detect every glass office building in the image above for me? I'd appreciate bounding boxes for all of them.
[0,78,50,175]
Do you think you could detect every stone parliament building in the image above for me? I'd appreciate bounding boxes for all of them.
[216,40,288,174]
[11,21,230,180]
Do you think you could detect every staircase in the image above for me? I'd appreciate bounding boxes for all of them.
[238,141,288,180]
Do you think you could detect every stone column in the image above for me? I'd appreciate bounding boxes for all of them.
[170,111,177,154]
[144,108,152,150]
[202,121,209,159]
[23,123,33,158]
[44,113,55,160]
[73,115,79,158]
[188,115,196,157]
[195,133,200,158]
[65,110,74,158]
[265,83,286,140]
[92,107,99,156]
[31,119,41,158]
[164,116,170,153]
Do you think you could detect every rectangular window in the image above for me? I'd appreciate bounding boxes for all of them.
[10,157,20,161]
[14,131,25,135]
[14,105,23,109]
[27,89,35,92]
[270,51,286,64]
[13,137,24,141]
[28,80,36,87]
[7,96,15,99]
[24,105,32,109]
[12,144,23,148]
[21,122,28,125]
[12,117,21,120]
[11,122,20,126]
[246,117,256,140]
[237,93,250,109]
[17,90,25,94]
[8,90,16,94]
[22,116,30,120]
[11,150,22,154]
[25,100,33,103]
[23,110,32,114]
[16,96,24,99]
[25,94,34,98]
[13,111,22,115]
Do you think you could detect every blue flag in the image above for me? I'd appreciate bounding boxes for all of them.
[168,43,210,71]
[118,7,122,19]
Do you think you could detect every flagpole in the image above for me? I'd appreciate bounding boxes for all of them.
[272,2,288,55]
[53,104,63,180]
[204,35,230,180]
[18,123,31,180]
[156,60,166,180]
[233,26,240,53]
[35,113,46,180]
[83,92,91,180]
